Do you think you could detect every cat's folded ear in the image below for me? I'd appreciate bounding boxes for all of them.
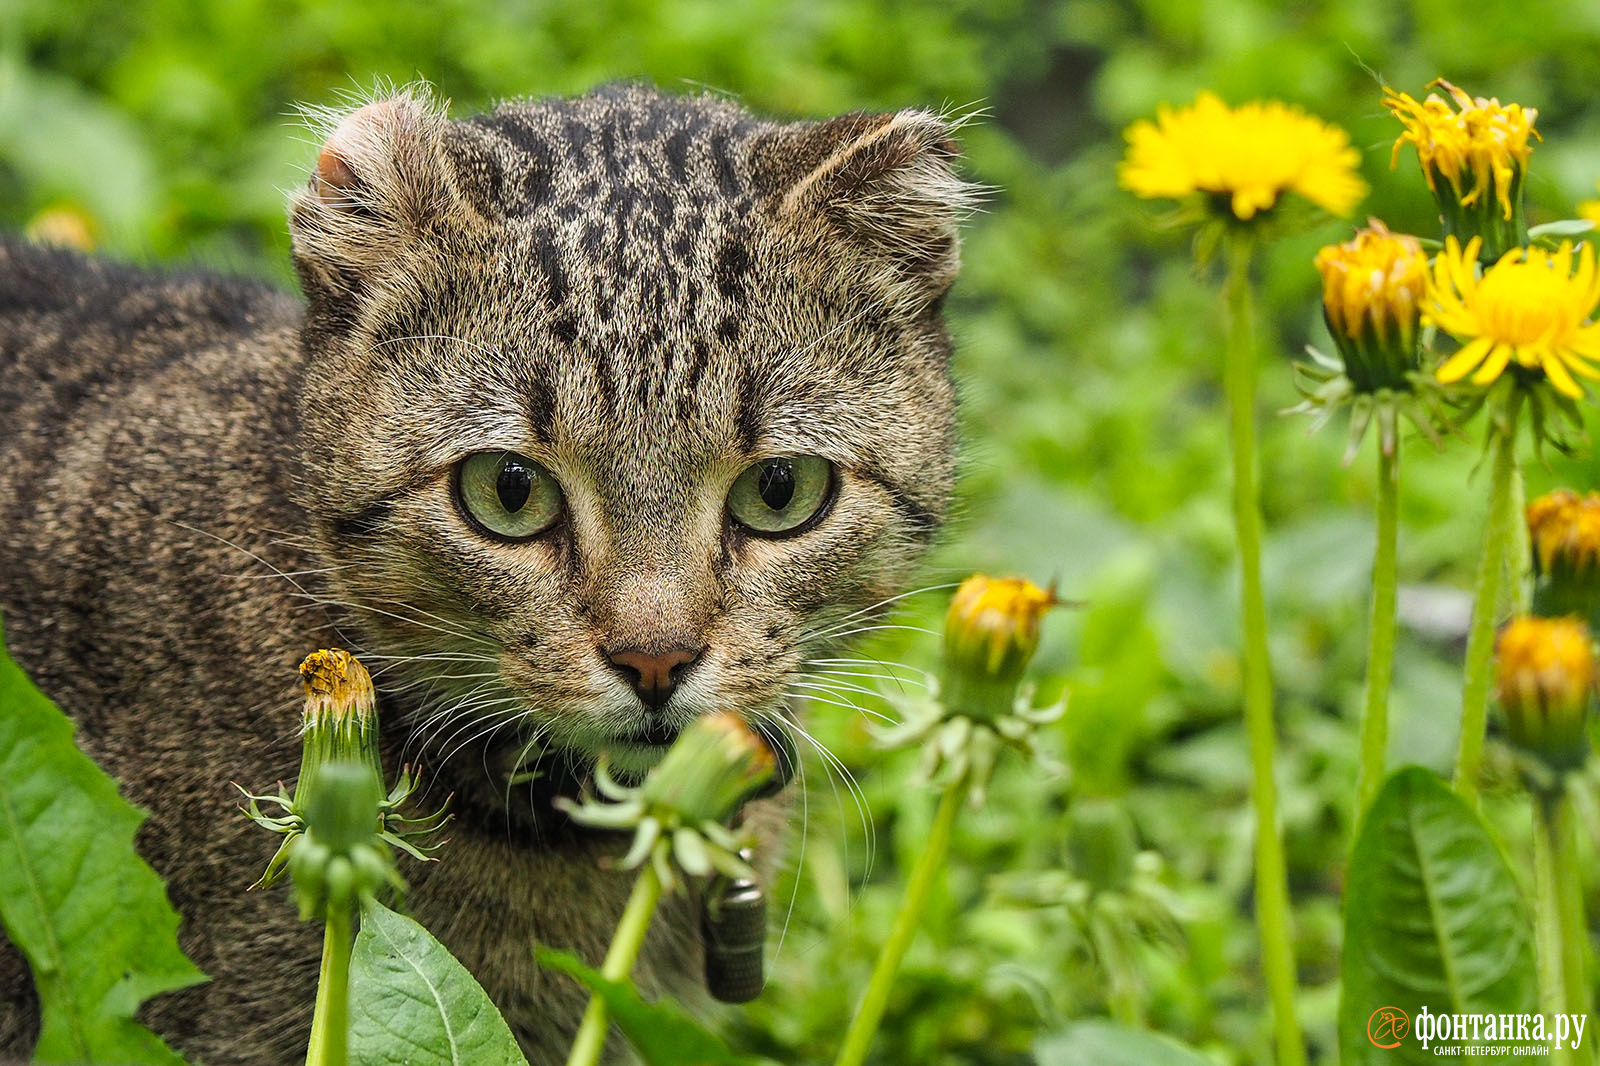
[759,109,981,313]
[289,87,455,300]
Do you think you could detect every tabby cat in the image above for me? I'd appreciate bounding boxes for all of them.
[0,82,971,1064]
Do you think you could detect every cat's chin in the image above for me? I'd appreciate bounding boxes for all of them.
[595,739,679,779]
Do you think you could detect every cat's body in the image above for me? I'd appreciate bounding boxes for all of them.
[0,83,968,1064]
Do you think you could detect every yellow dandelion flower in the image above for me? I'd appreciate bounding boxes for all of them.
[1385,80,1538,256]
[24,205,97,252]
[1424,236,1600,399]
[1386,81,1537,219]
[296,648,381,786]
[1119,91,1366,221]
[1313,220,1427,390]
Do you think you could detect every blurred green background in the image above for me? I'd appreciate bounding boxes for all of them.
[9,1,1600,1063]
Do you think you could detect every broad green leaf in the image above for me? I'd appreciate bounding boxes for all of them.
[349,898,529,1066]
[1034,1019,1216,1065]
[535,947,777,1066]
[0,619,206,1064]
[1340,767,1539,1066]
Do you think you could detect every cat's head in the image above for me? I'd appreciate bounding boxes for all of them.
[289,84,972,783]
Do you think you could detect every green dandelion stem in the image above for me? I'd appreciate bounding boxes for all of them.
[1509,466,1531,615]
[1552,791,1592,1025]
[305,900,354,1066]
[1222,234,1305,1066]
[834,781,965,1066]
[1355,444,1400,821]
[1533,791,1577,1066]
[565,862,665,1066]
[1454,399,1521,804]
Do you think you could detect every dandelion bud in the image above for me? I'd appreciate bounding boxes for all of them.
[639,712,775,828]
[1066,798,1138,894]
[1528,491,1600,626]
[288,759,393,919]
[1385,80,1538,259]
[295,648,381,799]
[941,575,1058,721]
[1495,616,1596,774]
[1313,221,1427,392]
[300,760,385,855]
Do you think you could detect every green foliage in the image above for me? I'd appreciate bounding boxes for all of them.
[1035,1019,1216,1066]
[536,947,779,1066]
[1339,767,1538,1066]
[348,897,529,1066]
[0,619,206,1064]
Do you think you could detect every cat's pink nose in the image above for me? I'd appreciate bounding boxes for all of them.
[605,646,703,709]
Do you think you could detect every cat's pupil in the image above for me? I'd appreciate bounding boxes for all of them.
[496,460,534,512]
[757,460,795,510]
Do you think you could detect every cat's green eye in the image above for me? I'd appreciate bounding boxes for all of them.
[455,452,564,541]
[727,456,834,536]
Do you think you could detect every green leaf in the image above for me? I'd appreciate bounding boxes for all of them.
[349,897,529,1066]
[0,618,206,1064]
[1340,767,1539,1066]
[535,947,778,1066]
[1034,1019,1216,1065]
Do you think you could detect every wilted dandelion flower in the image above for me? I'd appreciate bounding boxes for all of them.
[1495,615,1596,773]
[1386,80,1538,256]
[297,648,382,787]
[1426,236,1600,399]
[241,649,447,906]
[1119,91,1365,222]
[1313,220,1428,392]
